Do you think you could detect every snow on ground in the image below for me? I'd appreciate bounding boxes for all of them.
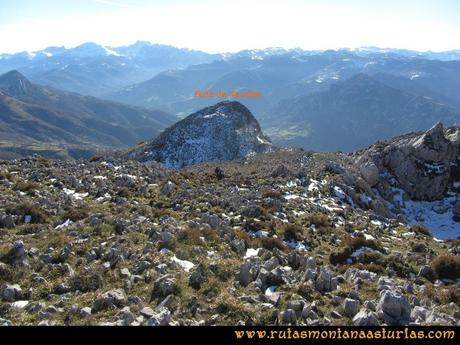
[63,188,88,200]
[403,197,459,240]
[284,194,301,200]
[256,136,270,144]
[244,248,260,259]
[307,179,320,191]
[391,186,459,239]
[171,256,194,272]
[265,286,277,296]
[364,233,376,241]
[284,239,306,250]
[55,219,73,230]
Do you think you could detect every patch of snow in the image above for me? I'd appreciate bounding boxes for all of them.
[55,219,73,229]
[103,46,122,56]
[244,248,260,259]
[203,110,226,119]
[285,239,306,250]
[284,194,300,200]
[257,136,269,144]
[11,300,29,310]
[364,233,375,241]
[401,232,416,239]
[370,220,382,226]
[286,179,301,188]
[171,256,194,272]
[402,196,459,240]
[254,230,268,238]
[265,286,277,296]
[307,179,320,191]
[333,186,346,200]
[63,188,75,195]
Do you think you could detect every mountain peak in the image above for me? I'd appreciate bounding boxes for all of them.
[128,101,273,168]
[0,70,33,94]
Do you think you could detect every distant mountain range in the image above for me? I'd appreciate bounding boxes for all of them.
[0,70,175,159]
[265,74,460,151]
[0,42,219,97]
[1,43,460,156]
[104,48,460,118]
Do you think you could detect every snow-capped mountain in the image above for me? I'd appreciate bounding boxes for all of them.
[0,42,218,97]
[128,101,273,168]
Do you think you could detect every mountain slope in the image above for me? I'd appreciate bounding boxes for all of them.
[0,70,175,158]
[265,74,460,151]
[127,101,273,168]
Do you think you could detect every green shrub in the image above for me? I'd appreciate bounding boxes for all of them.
[13,181,39,192]
[307,212,330,228]
[258,237,286,251]
[62,207,89,222]
[283,223,303,241]
[5,202,49,224]
[411,224,432,237]
[329,236,383,265]
[69,272,104,292]
[432,255,460,280]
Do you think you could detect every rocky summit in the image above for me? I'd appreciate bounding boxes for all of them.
[127,101,273,168]
[0,120,459,325]
[352,123,460,239]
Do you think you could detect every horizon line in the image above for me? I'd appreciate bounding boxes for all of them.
[1,40,460,56]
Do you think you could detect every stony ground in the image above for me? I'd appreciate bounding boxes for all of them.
[0,150,459,326]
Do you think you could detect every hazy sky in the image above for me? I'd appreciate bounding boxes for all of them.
[1,0,459,54]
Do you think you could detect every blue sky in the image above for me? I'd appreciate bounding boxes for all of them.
[0,0,459,53]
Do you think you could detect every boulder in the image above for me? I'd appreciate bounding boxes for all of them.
[92,289,127,312]
[146,307,171,326]
[376,290,411,325]
[343,298,360,318]
[352,309,380,326]
[315,267,337,293]
[359,162,379,187]
[189,264,206,289]
[0,284,22,302]
[281,309,297,324]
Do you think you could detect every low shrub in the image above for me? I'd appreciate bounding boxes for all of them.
[5,202,49,224]
[329,235,383,265]
[432,255,460,280]
[411,224,432,237]
[283,223,303,241]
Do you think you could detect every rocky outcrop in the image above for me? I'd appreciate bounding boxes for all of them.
[127,101,273,168]
[376,290,411,325]
[356,123,460,201]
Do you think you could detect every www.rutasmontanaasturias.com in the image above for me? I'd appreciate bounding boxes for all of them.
[234,327,456,340]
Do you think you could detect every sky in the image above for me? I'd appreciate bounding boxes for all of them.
[0,0,460,54]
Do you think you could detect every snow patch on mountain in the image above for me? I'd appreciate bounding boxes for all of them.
[128,101,273,168]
